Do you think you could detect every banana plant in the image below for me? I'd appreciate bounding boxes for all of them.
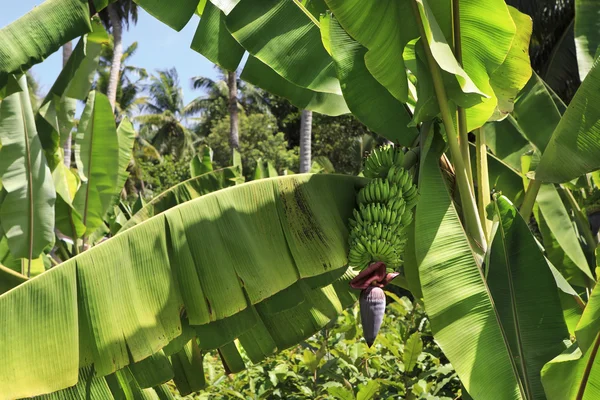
[1,0,600,399]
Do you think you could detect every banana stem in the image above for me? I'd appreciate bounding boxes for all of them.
[452,0,474,195]
[411,0,486,252]
[519,179,542,221]
[476,129,492,240]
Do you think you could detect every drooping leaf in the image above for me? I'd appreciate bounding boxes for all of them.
[134,0,200,31]
[0,0,92,91]
[226,0,341,94]
[328,17,417,145]
[191,1,245,71]
[240,56,349,116]
[119,166,241,232]
[0,75,56,262]
[0,174,362,398]
[416,135,522,399]
[73,91,120,235]
[536,58,600,182]
[487,195,569,399]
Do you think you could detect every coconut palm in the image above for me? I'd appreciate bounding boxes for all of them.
[187,67,269,144]
[95,40,147,119]
[98,0,138,110]
[136,68,197,157]
[299,110,312,173]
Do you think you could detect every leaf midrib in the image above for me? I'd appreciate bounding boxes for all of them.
[498,217,533,400]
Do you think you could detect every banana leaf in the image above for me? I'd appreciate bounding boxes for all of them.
[415,135,523,399]
[0,0,92,92]
[0,75,56,264]
[0,174,363,398]
[119,166,241,232]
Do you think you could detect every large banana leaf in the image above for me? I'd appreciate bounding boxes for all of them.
[113,118,136,205]
[73,91,120,235]
[240,56,350,116]
[224,0,341,95]
[0,174,363,398]
[0,76,56,264]
[119,166,241,232]
[487,196,568,400]
[482,117,532,171]
[190,1,245,71]
[328,17,417,145]
[536,58,600,183]
[574,0,600,81]
[415,136,522,399]
[0,0,92,92]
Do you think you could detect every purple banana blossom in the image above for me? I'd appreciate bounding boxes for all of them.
[350,262,398,347]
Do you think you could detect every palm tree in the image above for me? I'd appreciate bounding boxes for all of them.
[99,0,138,110]
[95,40,147,119]
[136,68,196,157]
[299,110,313,173]
[187,67,269,156]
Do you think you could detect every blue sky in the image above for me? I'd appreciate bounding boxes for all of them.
[1,1,219,104]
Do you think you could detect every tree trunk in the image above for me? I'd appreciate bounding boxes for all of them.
[299,110,313,173]
[227,70,240,159]
[107,4,123,111]
[62,42,73,168]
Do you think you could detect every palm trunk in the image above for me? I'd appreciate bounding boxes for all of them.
[228,70,240,159]
[62,42,73,168]
[107,4,123,111]
[299,110,313,173]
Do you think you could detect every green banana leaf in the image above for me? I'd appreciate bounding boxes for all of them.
[134,0,200,31]
[537,184,594,283]
[37,19,109,170]
[482,117,532,171]
[536,57,600,183]
[190,1,245,71]
[574,0,600,81]
[113,118,136,205]
[415,135,522,399]
[0,0,92,92]
[240,56,350,116]
[0,174,363,398]
[488,6,533,120]
[73,91,120,235]
[328,17,417,145]
[487,195,569,400]
[189,145,214,177]
[225,0,341,95]
[0,75,56,263]
[119,166,241,232]
[511,73,562,154]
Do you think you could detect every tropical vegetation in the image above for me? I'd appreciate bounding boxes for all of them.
[1,0,600,399]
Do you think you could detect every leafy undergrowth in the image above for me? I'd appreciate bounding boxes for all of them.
[169,290,461,399]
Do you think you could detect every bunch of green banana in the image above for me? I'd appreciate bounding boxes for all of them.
[348,146,418,269]
[363,145,405,179]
